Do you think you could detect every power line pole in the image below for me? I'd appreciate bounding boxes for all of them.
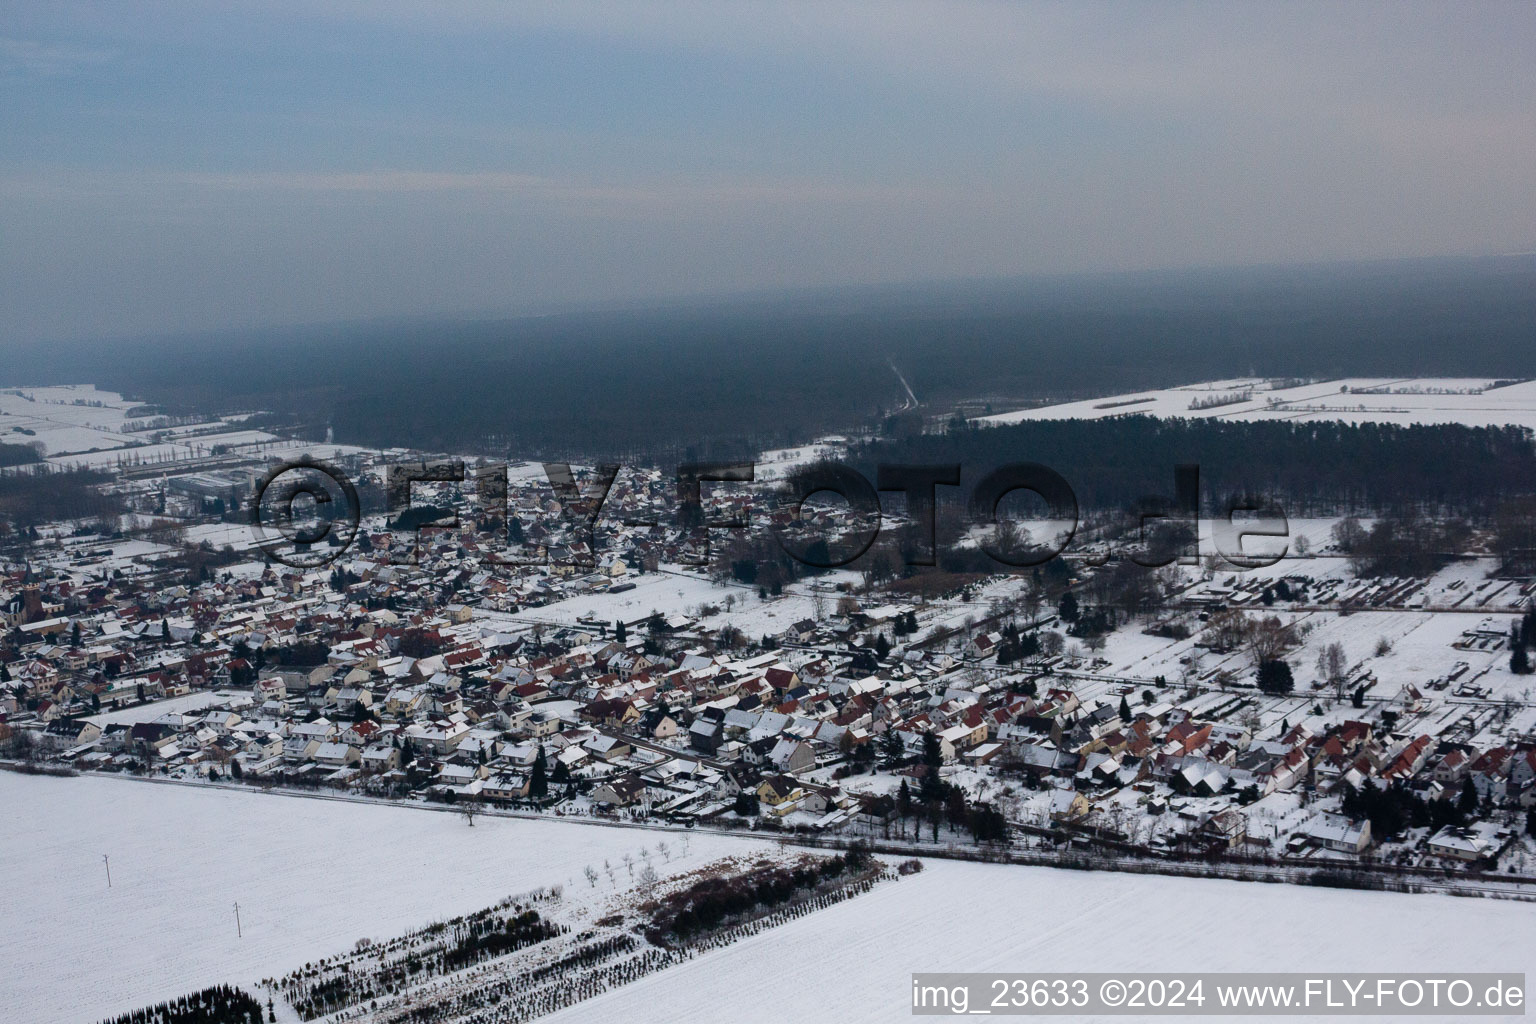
[102,854,111,888]
[233,902,242,939]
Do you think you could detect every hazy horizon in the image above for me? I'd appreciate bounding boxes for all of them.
[3,2,1534,346]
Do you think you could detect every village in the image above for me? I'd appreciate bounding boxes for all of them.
[6,387,1536,885]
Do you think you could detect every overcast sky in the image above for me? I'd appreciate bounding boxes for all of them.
[1,2,1533,345]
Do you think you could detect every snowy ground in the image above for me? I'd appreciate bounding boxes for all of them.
[550,858,1536,1024]
[0,773,764,1024]
[494,566,825,638]
[975,377,1536,430]
[84,690,243,727]
[754,438,847,482]
[6,773,1535,1024]
[0,382,380,473]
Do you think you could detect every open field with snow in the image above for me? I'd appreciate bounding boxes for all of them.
[6,773,1535,1024]
[977,377,1536,430]
[0,773,763,1024]
[0,383,378,472]
[488,566,826,638]
[83,689,244,727]
[551,858,1536,1024]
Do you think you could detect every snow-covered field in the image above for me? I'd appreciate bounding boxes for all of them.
[977,377,1536,430]
[0,773,761,1024]
[84,690,243,727]
[0,383,378,471]
[551,858,1536,1024]
[494,567,824,637]
[754,438,847,481]
[6,773,1535,1024]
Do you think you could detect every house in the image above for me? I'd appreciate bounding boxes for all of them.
[411,719,469,754]
[767,737,816,774]
[1162,720,1212,756]
[525,709,564,738]
[637,706,681,740]
[335,686,373,713]
[784,619,818,643]
[361,743,400,772]
[583,734,632,762]
[963,741,1004,765]
[1427,823,1501,862]
[1431,748,1470,784]
[512,680,550,703]
[340,719,382,748]
[688,715,724,754]
[764,666,800,695]
[313,742,360,768]
[757,774,805,811]
[200,710,243,736]
[1199,809,1247,849]
[483,772,529,801]
[796,782,843,815]
[1007,741,1080,780]
[254,675,288,701]
[1507,748,1536,792]
[129,722,178,758]
[69,720,103,746]
[283,737,321,762]
[1172,760,1228,796]
[592,774,647,807]
[1302,812,1372,853]
[1381,734,1433,780]
[938,718,988,752]
[290,718,337,744]
[969,632,1002,658]
[437,762,487,786]
[1468,747,1514,800]
[580,697,639,728]
[385,686,426,716]
[1049,788,1091,822]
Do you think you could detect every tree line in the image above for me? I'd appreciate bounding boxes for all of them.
[98,985,268,1024]
[851,417,1536,518]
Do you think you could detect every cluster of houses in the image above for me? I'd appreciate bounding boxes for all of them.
[2,459,1534,871]
[1025,694,1533,862]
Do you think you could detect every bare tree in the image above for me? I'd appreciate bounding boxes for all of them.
[1205,609,1250,652]
[638,863,659,897]
[1243,614,1295,667]
[1017,582,1043,627]
[7,728,39,762]
[584,865,598,887]
[656,839,670,862]
[1179,648,1204,689]
[1316,642,1349,701]
[460,803,477,827]
[1332,516,1366,554]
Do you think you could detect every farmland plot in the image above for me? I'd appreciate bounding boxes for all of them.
[0,773,760,1024]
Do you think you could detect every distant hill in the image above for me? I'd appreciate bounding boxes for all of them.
[9,253,1534,462]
